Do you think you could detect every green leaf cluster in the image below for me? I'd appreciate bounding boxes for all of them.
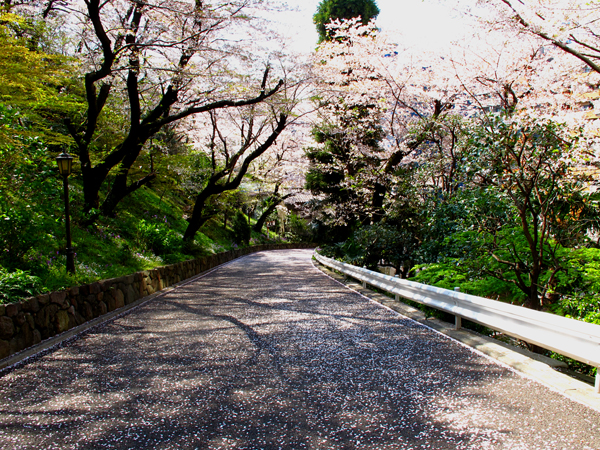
[313,0,380,43]
[0,266,40,304]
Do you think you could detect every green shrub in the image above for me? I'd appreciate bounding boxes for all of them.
[0,266,41,304]
[287,213,311,241]
[136,218,181,255]
[232,211,251,246]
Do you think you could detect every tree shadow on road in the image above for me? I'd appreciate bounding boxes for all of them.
[0,250,599,449]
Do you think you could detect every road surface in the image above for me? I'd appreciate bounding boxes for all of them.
[0,249,599,449]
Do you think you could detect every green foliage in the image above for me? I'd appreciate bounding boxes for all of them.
[136,218,182,256]
[305,115,385,226]
[411,259,524,303]
[552,247,600,325]
[408,115,600,309]
[232,211,251,246]
[314,0,380,42]
[0,266,40,304]
[0,113,62,270]
[351,223,419,273]
[0,14,83,147]
[287,213,312,241]
[177,151,213,197]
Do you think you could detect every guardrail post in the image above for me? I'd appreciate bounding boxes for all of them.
[596,369,599,394]
[454,287,461,330]
[362,280,367,288]
[395,294,399,301]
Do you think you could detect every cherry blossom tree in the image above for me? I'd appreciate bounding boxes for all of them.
[483,0,600,74]
[21,0,292,222]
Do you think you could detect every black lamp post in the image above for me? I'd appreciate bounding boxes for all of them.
[56,152,75,274]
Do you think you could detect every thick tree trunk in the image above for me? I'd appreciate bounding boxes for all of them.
[253,193,292,233]
[371,182,387,222]
[183,114,288,243]
[81,169,104,212]
[183,189,214,242]
[100,172,156,217]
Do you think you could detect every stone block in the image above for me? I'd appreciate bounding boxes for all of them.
[22,297,40,313]
[15,312,26,326]
[50,291,67,307]
[87,294,96,305]
[146,284,155,295]
[75,312,86,326]
[25,313,34,329]
[10,335,25,354]
[94,301,107,317]
[0,316,14,340]
[69,286,79,296]
[107,294,116,312]
[36,304,58,331]
[82,302,93,321]
[55,310,70,333]
[96,292,104,302]
[99,279,115,291]
[68,306,75,315]
[79,284,89,296]
[125,274,134,284]
[37,294,49,305]
[0,305,5,317]
[33,329,41,345]
[115,288,126,308]
[6,303,20,317]
[89,282,101,295]
[22,323,34,347]
[0,339,10,359]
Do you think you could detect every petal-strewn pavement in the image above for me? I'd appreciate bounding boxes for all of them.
[1,249,599,449]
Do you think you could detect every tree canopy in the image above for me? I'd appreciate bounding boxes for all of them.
[313,0,380,42]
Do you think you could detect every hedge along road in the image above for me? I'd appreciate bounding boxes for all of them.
[1,249,599,450]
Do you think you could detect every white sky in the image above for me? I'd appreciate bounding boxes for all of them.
[272,0,477,54]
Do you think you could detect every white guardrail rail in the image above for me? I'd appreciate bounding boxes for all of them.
[314,252,600,393]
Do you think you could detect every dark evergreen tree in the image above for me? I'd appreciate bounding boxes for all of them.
[313,0,380,43]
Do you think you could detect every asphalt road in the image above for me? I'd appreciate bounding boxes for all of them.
[0,249,599,449]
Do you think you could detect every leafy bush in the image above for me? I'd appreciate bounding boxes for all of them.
[136,218,182,255]
[552,247,600,326]
[0,266,40,304]
[232,211,251,246]
[287,213,311,241]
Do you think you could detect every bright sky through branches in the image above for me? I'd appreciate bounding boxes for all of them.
[275,0,475,53]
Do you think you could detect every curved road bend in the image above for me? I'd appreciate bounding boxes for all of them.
[0,249,599,449]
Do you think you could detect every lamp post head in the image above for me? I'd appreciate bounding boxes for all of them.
[56,152,73,176]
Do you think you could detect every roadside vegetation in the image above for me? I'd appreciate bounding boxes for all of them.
[0,141,307,303]
[308,0,600,378]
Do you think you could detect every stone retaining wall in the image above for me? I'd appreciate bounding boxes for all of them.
[0,243,315,361]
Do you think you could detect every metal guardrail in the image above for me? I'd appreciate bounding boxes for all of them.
[314,252,600,393]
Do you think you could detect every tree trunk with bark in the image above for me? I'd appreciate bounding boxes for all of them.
[183,114,288,242]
